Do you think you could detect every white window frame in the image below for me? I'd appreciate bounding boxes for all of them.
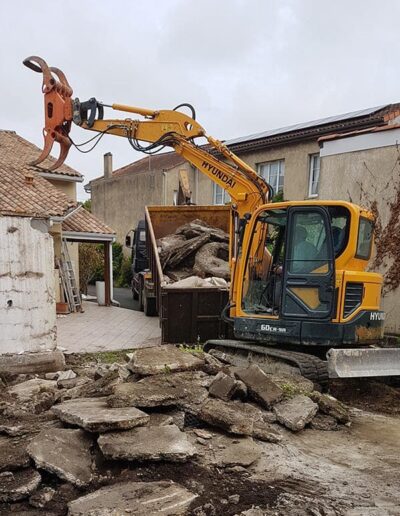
[213,183,230,205]
[308,154,320,198]
[257,159,285,195]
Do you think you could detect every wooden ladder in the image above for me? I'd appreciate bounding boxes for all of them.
[59,239,82,313]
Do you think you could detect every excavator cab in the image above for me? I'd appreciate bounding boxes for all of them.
[236,200,383,347]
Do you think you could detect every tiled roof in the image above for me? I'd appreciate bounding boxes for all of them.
[0,161,76,218]
[62,206,115,235]
[112,151,185,178]
[0,130,82,178]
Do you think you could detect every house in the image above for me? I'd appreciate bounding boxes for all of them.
[87,152,212,251]
[0,130,115,372]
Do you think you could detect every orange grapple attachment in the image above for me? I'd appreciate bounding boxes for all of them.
[23,56,74,170]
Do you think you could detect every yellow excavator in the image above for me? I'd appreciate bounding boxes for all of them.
[24,56,400,382]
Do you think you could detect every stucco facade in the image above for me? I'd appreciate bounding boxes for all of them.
[90,154,215,251]
[0,216,57,353]
[319,127,400,334]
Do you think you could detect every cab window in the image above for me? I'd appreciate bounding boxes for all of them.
[356,218,373,259]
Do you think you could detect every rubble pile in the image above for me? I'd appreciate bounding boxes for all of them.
[158,219,230,287]
[0,344,351,515]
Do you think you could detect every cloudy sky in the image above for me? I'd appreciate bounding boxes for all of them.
[1,0,399,200]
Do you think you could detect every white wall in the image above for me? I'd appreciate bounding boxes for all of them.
[0,216,57,353]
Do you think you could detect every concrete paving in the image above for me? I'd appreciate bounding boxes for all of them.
[57,301,160,354]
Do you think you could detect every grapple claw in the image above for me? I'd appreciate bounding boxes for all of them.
[23,56,73,169]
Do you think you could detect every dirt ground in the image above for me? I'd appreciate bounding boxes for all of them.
[1,353,400,515]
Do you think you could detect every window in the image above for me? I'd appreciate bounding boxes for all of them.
[356,218,373,260]
[213,184,230,205]
[288,211,329,274]
[308,154,320,197]
[258,160,284,194]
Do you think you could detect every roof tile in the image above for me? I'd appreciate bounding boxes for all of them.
[0,130,82,178]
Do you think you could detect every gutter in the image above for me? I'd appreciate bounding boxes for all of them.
[39,172,84,183]
[62,231,116,242]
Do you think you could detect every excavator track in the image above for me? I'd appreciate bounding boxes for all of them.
[204,339,329,388]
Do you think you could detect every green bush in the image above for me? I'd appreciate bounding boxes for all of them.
[116,256,133,287]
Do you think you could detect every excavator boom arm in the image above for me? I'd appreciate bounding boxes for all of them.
[24,56,272,216]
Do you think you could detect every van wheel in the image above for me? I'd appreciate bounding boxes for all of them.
[143,295,157,316]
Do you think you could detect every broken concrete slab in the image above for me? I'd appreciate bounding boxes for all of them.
[273,395,318,431]
[0,350,65,375]
[62,370,119,400]
[214,437,261,467]
[68,480,197,515]
[27,428,93,487]
[98,424,196,462]
[7,378,57,402]
[208,371,239,401]
[128,345,204,376]
[199,399,254,435]
[0,435,31,471]
[310,391,350,423]
[0,468,41,502]
[235,364,284,408]
[310,414,339,431]
[108,371,208,409]
[56,369,77,389]
[52,397,149,433]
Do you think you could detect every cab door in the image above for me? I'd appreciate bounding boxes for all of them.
[281,206,335,320]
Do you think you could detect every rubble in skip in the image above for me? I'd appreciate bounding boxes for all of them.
[0,344,352,514]
[156,219,231,288]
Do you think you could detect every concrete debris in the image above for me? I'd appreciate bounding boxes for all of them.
[211,436,261,467]
[27,428,93,487]
[167,275,213,288]
[98,424,196,462]
[175,219,229,243]
[52,397,150,432]
[199,399,254,435]
[0,468,41,502]
[128,345,204,376]
[29,486,55,508]
[108,371,209,409]
[203,352,226,375]
[164,234,210,270]
[62,370,119,400]
[310,391,350,423]
[209,371,241,401]
[0,435,30,471]
[274,395,318,431]
[7,378,57,402]
[310,414,339,431]
[193,428,213,439]
[68,480,197,515]
[235,365,284,408]
[56,369,77,389]
[193,242,230,280]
